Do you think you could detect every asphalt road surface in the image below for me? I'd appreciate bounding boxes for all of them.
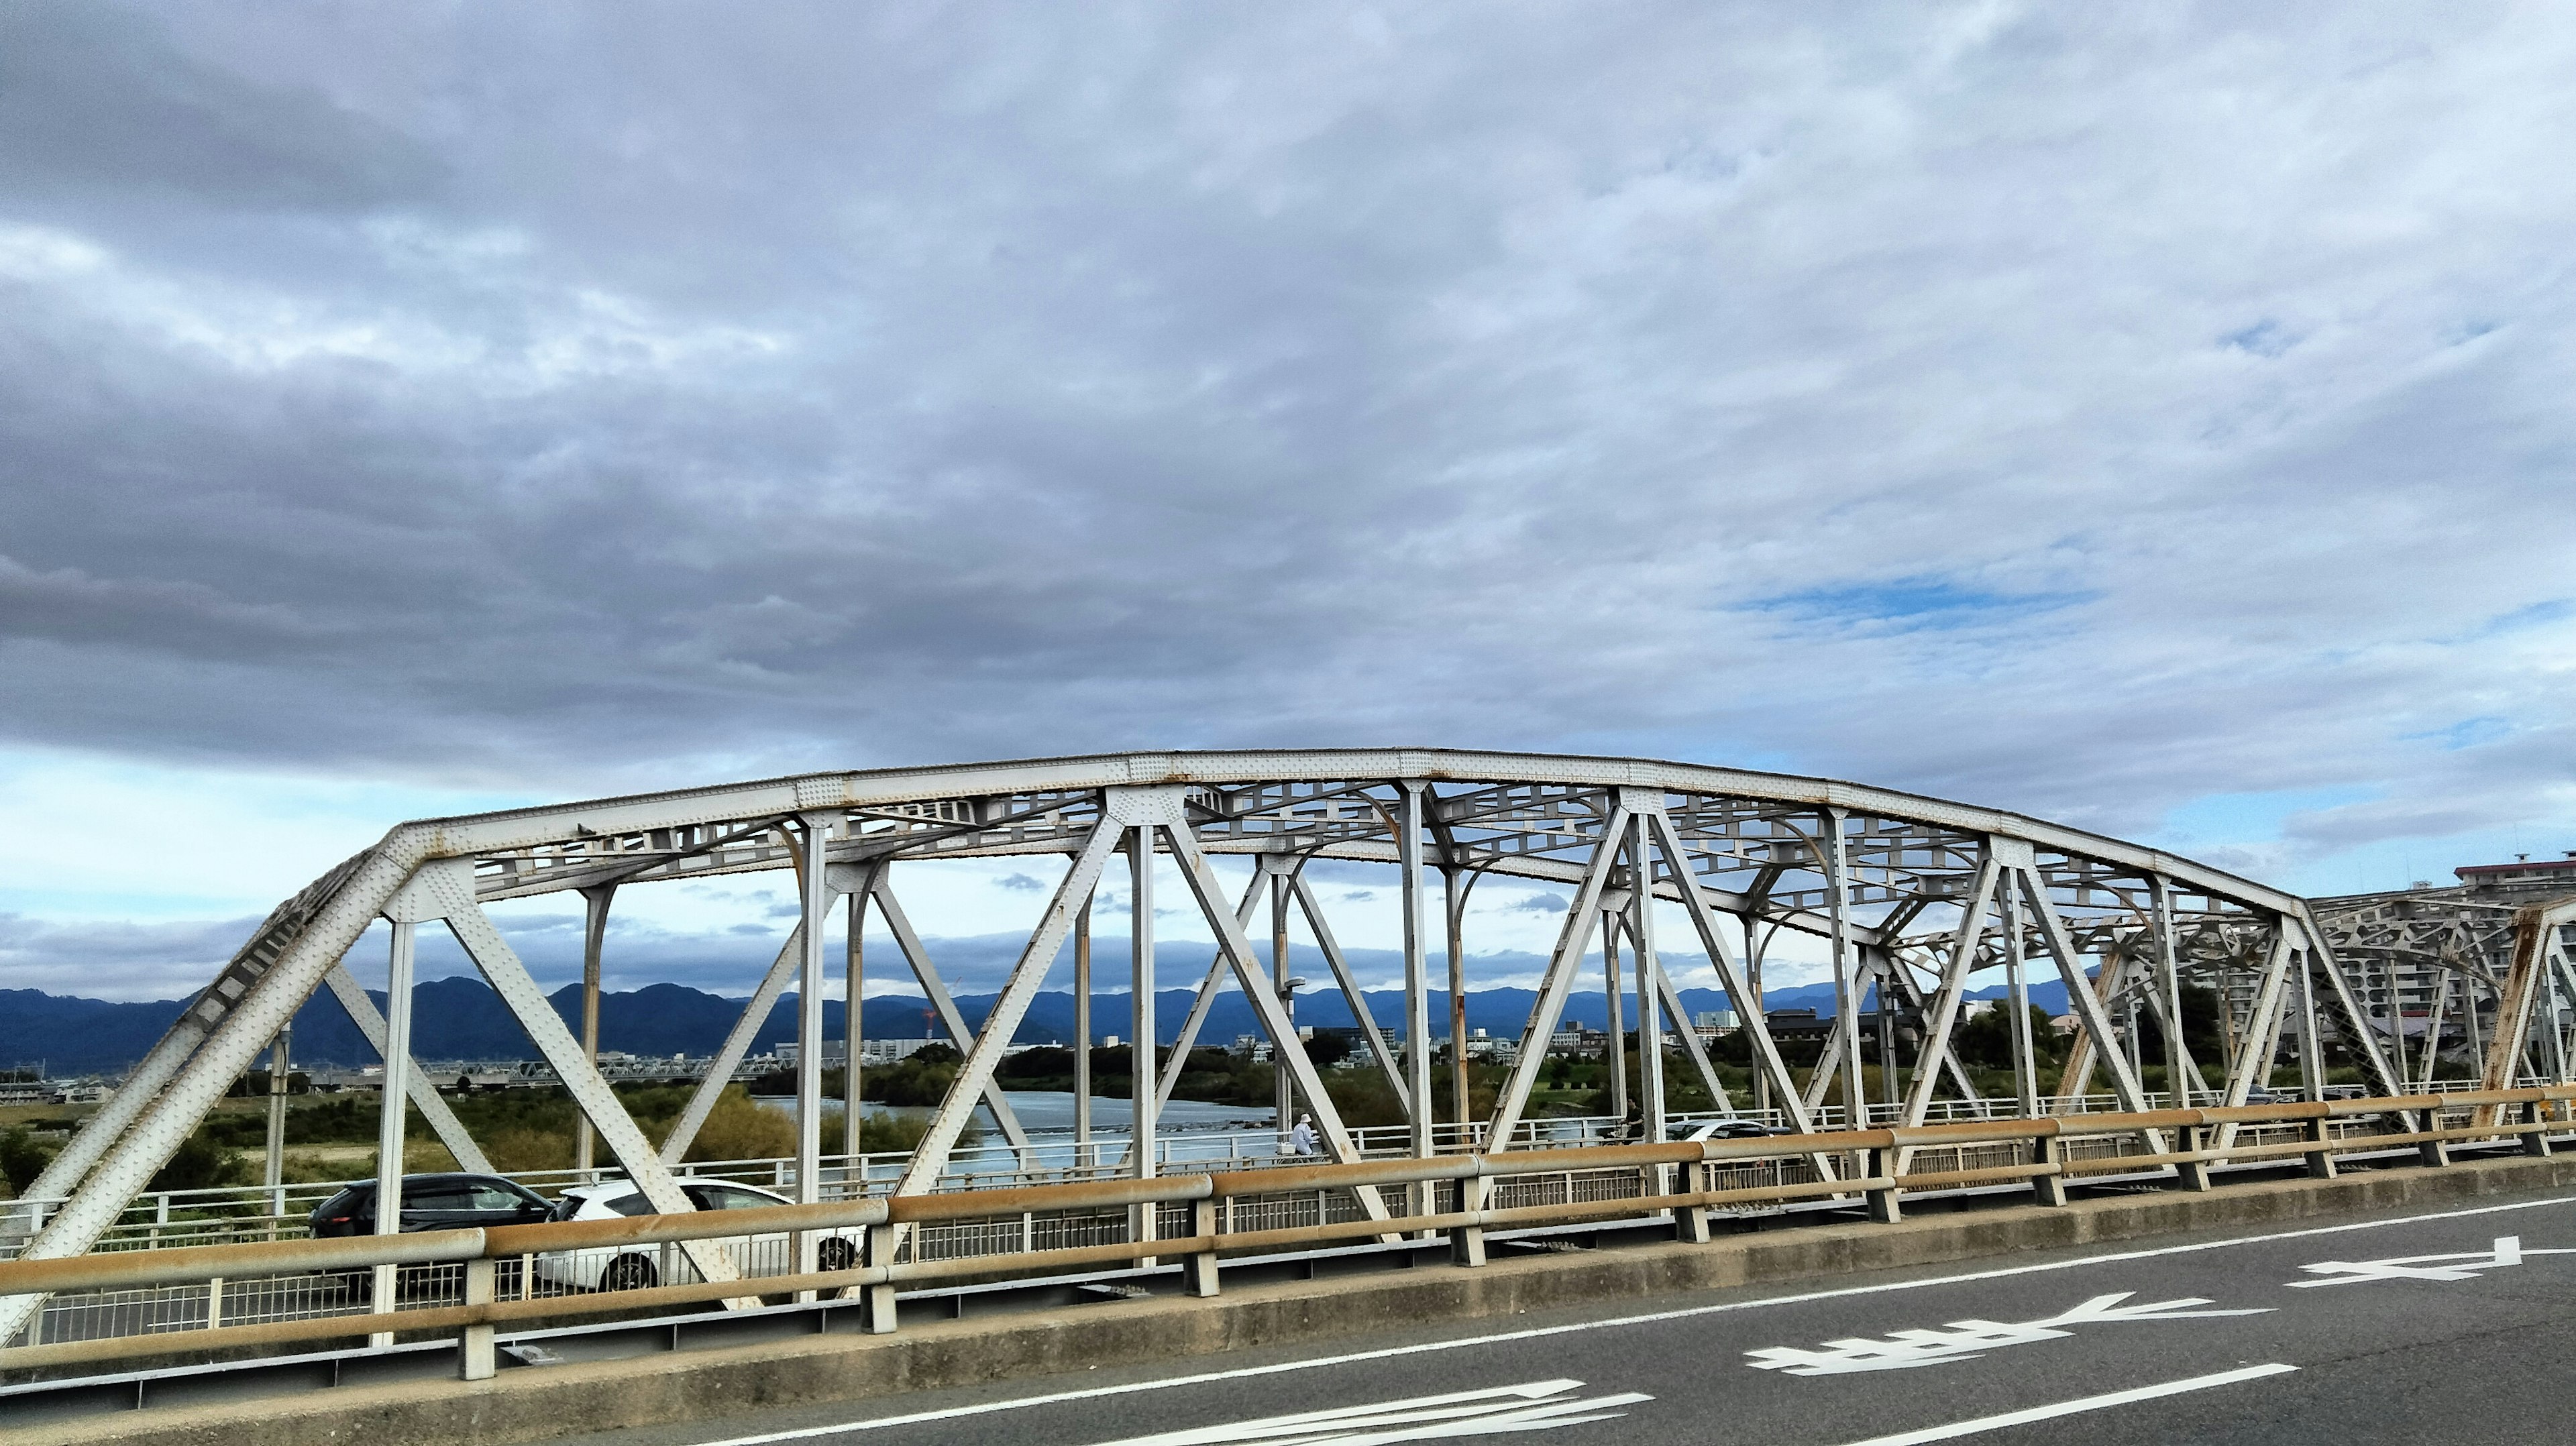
[574,1188,2576,1446]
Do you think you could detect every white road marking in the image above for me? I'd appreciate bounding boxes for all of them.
[2290,1233,2576,1287]
[672,1192,2570,1446]
[1825,1363,2299,1446]
[1746,1290,2269,1376]
[1084,1379,1650,1445]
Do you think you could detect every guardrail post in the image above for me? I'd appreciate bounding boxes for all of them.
[1674,1161,1711,1244]
[1184,1198,1219,1298]
[2031,1134,2067,1207]
[460,1257,495,1381]
[2303,1115,2338,1180]
[1450,1175,1487,1267]
[2420,1129,2452,1168]
[862,1221,898,1333]
[2524,1099,2555,1158]
[2171,1124,2212,1192]
[1865,1148,1901,1224]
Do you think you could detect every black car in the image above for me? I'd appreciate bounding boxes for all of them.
[309,1172,553,1236]
[310,1173,552,1300]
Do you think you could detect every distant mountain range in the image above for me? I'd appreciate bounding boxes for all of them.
[1,975,2076,1078]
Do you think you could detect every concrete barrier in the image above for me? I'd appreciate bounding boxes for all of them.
[15,1152,2576,1446]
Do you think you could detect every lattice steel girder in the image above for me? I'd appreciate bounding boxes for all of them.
[5,748,2337,1346]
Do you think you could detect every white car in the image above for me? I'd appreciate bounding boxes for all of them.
[534,1177,865,1292]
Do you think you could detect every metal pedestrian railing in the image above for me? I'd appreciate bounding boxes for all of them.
[5,1086,2570,1384]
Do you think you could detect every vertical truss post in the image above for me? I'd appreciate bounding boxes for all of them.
[1871,952,1900,1117]
[2004,879,2037,1118]
[369,918,415,1343]
[2381,948,2409,1087]
[1823,810,1864,1127]
[1273,857,1295,1133]
[1130,825,1157,1197]
[844,883,867,1164]
[1628,813,1666,1144]
[1747,917,1772,1117]
[1444,863,1472,1145]
[2418,967,2451,1089]
[1603,902,1629,1126]
[893,816,1124,1198]
[1074,897,1092,1165]
[2294,940,2326,1104]
[1399,782,1434,1160]
[2150,879,2190,1107]
[574,883,614,1175]
[794,818,830,1214]
[262,1026,290,1205]
[1646,810,1809,1130]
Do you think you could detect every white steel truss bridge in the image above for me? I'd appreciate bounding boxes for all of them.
[10,747,2568,1347]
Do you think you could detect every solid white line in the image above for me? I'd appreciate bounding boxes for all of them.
[680,1192,2571,1446]
[1827,1363,2298,1446]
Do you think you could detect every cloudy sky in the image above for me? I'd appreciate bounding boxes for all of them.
[3,3,2571,1003]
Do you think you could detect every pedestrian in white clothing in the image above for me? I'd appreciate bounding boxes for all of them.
[1285,1112,1319,1156]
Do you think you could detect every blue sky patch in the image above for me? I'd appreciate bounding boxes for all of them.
[1754,577,2095,632]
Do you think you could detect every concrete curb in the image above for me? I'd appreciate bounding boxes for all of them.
[21,1155,2576,1446]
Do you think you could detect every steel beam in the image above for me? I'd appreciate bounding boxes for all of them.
[1289,876,1410,1112]
[1901,856,2000,1125]
[1398,783,1434,1158]
[319,962,492,1174]
[892,816,1124,1197]
[868,875,1037,1166]
[659,928,805,1165]
[574,884,614,1174]
[1485,807,1628,1153]
[441,903,739,1291]
[1644,809,1809,1128]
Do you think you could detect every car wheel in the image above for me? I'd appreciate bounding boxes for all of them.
[816,1237,857,1274]
[600,1254,658,1292]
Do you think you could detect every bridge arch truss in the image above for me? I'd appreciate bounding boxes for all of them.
[9,748,2502,1339]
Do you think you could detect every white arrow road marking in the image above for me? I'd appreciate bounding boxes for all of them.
[1084,1379,1652,1445]
[2290,1234,2576,1287]
[1745,1292,2271,1376]
[1825,1363,2299,1446]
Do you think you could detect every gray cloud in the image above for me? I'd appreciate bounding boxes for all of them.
[0,1,2570,930]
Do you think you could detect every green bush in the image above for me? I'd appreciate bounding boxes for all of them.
[1,1126,58,1197]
